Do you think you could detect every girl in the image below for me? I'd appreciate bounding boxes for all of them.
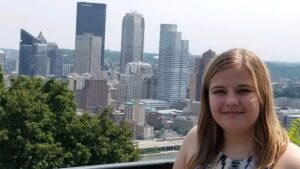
[173,48,300,169]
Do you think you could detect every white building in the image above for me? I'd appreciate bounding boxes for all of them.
[277,108,300,128]
[125,62,153,78]
[62,63,73,76]
[120,62,154,101]
[135,124,154,140]
[67,73,93,91]
[124,100,145,124]
[123,100,155,139]
[140,99,169,112]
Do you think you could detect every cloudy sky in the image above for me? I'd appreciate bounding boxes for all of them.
[1,0,300,61]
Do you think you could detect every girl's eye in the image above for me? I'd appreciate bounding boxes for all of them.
[238,89,251,94]
[213,90,225,94]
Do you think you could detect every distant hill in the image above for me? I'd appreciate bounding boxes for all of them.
[0,48,18,60]
[103,50,158,70]
[265,62,300,80]
[1,48,300,81]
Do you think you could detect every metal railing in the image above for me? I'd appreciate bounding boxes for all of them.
[61,159,174,169]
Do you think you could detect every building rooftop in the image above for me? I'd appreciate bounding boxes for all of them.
[157,109,182,115]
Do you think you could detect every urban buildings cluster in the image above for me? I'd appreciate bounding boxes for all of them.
[1,2,300,142]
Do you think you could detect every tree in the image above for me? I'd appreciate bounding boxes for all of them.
[0,75,140,169]
[288,118,300,146]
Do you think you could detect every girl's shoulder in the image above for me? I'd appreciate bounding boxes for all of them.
[275,142,300,169]
[183,126,198,162]
[173,126,198,169]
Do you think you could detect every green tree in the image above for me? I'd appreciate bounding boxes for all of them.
[0,75,140,169]
[288,118,300,146]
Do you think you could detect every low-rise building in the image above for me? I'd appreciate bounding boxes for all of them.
[277,108,300,128]
[172,115,197,133]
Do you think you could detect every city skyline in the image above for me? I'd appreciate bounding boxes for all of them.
[1,0,300,61]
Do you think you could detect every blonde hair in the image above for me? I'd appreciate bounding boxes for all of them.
[187,48,288,169]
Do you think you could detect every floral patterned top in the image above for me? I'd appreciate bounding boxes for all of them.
[195,152,256,169]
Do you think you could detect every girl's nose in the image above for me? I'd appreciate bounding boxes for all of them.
[225,93,239,108]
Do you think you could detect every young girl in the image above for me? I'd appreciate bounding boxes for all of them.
[173,48,300,169]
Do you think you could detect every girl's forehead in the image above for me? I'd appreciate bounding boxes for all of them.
[210,66,254,85]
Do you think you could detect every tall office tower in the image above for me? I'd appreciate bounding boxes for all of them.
[76,2,106,67]
[48,42,62,77]
[188,56,201,100]
[157,24,189,107]
[120,12,145,72]
[195,49,216,101]
[19,29,49,76]
[74,33,102,79]
[0,50,5,71]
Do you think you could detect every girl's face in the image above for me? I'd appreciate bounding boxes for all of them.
[208,64,260,134]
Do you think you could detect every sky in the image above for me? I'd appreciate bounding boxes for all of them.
[1,0,300,62]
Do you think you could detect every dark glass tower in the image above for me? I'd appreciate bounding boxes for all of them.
[19,29,48,76]
[76,2,106,67]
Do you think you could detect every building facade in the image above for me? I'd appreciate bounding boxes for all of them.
[75,79,109,114]
[19,29,49,76]
[48,42,62,77]
[62,63,74,77]
[120,12,145,72]
[277,108,300,128]
[74,33,102,79]
[195,49,216,101]
[76,2,106,67]
[157,24,189,107]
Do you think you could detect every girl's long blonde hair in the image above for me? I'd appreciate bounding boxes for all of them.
[187,48,288,169]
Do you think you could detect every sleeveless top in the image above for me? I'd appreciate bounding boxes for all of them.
[195,152,256,169]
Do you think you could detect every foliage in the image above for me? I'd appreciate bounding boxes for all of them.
[173,127,189,136]
[288,118,300,146]
[155,128,165,138]
[0,75,140,169]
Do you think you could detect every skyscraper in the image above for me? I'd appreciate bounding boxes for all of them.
[48,42,62,77]
[19,29,49,76]
[157,24,189,107]
[76,2,106,67]
[74,33,102,79]
[195,49,216,101]
[120,12,145,72]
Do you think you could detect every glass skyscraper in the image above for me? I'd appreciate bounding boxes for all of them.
[19,29,49,76]
[157,24,189,108]
[48,42,63,77]
[76,2,106,67]
[120,12,145,72]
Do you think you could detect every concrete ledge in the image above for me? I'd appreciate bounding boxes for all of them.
[61,159,175,169]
